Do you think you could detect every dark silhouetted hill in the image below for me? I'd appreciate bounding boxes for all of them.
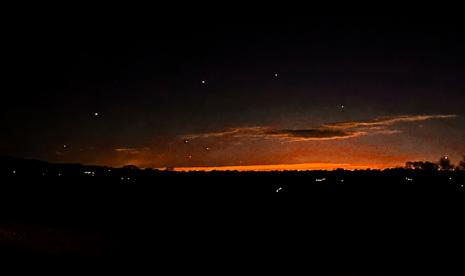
[0,156,465,273]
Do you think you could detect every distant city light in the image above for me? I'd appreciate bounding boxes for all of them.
[276,187,282,192]
[315,178,326,182]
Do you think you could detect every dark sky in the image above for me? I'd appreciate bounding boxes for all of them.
[2,15,465,169]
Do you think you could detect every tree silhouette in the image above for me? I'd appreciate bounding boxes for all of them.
[405,161,439,171]
[458,156,465,171]
[438,157,454,171]
[122,165,139,170]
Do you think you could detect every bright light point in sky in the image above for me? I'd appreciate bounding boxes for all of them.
[274,73,278,77]
[94,112,99,117]
[201,80,206,84]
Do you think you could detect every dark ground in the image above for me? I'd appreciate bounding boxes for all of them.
[1,156,465,274]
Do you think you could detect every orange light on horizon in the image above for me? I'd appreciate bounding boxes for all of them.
[169,162,398,172]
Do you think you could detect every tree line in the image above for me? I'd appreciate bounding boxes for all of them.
[406,156,465,171]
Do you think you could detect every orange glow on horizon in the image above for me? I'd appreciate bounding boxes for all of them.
[169,162,398,172]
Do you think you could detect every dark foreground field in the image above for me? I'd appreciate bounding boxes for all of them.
[1,157,465,274]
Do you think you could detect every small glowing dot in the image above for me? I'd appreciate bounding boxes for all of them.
[205,147,210,151]
[12,170,16,174]
[58,173,62,177]
[63,144,67,149]
[184,139,189,144]
[201,80,206,84]
[276,187,282,192]
[188,155,192,159]
[274,73,278,77]
[94,112,99,117]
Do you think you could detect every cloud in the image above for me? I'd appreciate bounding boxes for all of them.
[325,114,457,129]
[263,128,362,141]
[114,148,141,154]
[184,114,457,142]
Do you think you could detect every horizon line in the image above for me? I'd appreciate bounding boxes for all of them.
[164,162,398,172]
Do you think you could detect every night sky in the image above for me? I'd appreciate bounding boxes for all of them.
[3,15,465,170]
